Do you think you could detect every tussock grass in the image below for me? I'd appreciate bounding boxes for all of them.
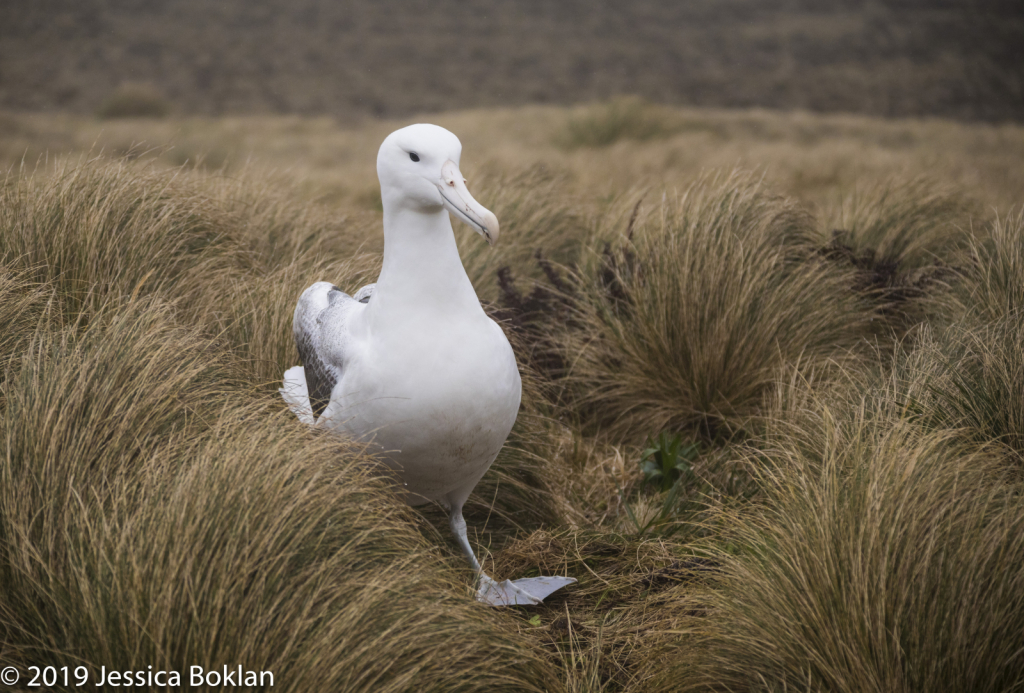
[884,318,1024,461]
[457,166,591,302]
[192,254,379,387]
[824,179,974,269]
[0,159,561,691]
[0,157,388,386]
[96,84,172,120]
[1,109,1018,691]
[0,269,57,363]
[557,98,681,150]
[814,180,976,335]
[952,208,1024,325]
[5,106,1022,215]
[0,158,235,319]
[655,411,1024,692]
[1,300,235,492]
[198,170,383,266]
[554,173,874,442]
[486,527,706,692]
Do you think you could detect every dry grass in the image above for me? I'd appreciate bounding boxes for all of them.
[0,163,559,692]
[551,173,875,442]
[557,98,683,150]
[889,317,1024,461]
[0,157,236,319]
[1,104,1023,691]
[3,104,1024,215]
[951,209,1024,326]
[821,179,975,269]
[0,269,56,361]
[96,83,172,120]
[652,406,1024,692]
[456,166,592,303]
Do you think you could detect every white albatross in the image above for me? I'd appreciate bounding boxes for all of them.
[279,123,575,606]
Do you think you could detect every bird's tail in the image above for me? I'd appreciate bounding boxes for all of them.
[280,366,316,425]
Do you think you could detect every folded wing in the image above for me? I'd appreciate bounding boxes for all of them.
[290,281,373,422]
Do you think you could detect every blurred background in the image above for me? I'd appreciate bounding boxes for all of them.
[2,0,1022,122]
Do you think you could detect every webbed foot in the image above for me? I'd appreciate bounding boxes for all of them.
[476,574,577,606]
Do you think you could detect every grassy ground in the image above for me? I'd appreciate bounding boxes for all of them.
[1,103,1023,691]
[4,101,1022,212]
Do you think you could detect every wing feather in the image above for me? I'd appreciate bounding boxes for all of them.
[353,283,376,304]
[292,281,364,421]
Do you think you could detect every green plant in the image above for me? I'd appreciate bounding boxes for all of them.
[640,432,699,493]
[615,433,704,539]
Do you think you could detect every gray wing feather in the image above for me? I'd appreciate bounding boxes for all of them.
[293,281,367,420]
[353,283,376,304]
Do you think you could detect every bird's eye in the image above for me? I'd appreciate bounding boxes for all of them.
[409,152,420,162]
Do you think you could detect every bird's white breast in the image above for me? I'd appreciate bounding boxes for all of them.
[323,311,521,504]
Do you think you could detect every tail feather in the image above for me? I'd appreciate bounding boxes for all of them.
[280,365,316,425]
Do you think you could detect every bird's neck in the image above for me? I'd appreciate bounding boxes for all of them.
[374,204,483,318]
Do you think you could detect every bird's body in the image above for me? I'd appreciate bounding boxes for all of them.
[298,277,521,507]
[281,124,574,605]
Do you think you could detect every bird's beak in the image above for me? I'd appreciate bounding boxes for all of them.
[438,160,500,245]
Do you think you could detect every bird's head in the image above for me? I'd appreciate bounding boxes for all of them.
[377,123,500,245]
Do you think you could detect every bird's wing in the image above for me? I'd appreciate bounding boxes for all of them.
[293,281,368,421]
[353,283,376,303]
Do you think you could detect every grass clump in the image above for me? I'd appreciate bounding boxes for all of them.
[0,158,382,386]
[0,269,56,364]
[96,83,172,120]
[486,527,710,692]
[456,165,591,302]
[819,180,974,333]
[0,158,234,320]
[554,173,874,442]
[951,208,1024,325]
[0,300,235,492]
[824,179,973,270]
[1,115,1019,691]
[653,410,1024,692]
[558,97,680,150]
[0,159,561,692]
[887,317,1024,461]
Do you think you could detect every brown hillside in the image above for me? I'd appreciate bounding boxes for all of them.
[1,0,1022,121]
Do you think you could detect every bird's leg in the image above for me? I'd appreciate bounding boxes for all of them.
[448,505,482,573]
[448,503,541,606]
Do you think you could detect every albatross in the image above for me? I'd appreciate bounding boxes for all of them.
[279,123,575,606]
